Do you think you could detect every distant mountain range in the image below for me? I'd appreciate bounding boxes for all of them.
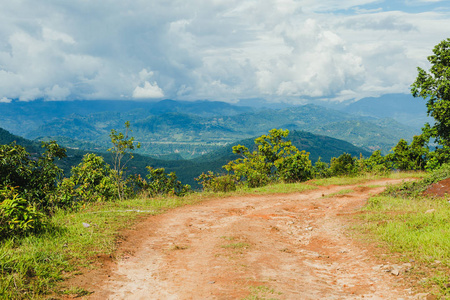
[341,93,431,130]
[0,95,425,159]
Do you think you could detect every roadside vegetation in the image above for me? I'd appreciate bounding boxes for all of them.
[1,38,450,298]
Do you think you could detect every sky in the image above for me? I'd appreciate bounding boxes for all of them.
[0,0,449,104]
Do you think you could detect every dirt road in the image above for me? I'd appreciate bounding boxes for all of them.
[75,179,420,299]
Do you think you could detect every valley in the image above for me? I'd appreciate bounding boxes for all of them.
[0,94,423,160]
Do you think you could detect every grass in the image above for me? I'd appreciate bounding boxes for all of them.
[221,242,250,250]
[242,285,282,300]
[242,182,317,194]
[322,188,354,198]
[357,192,450,297]
[308,170,426,187]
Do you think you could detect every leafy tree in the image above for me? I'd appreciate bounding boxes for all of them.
[224,129,313,187]
[108,121,141,200]
[390,135,429,170]
[411,38,450,148]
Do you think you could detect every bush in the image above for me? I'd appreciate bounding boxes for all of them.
[313,158,331,178]
[196,172,237,193]
[276,151,313,183]
[0,142,66,212]
[140,167,191,197]
[363,150,391,175]
[330,153,357,176]
[0,187,48,238]
[57,154,117,206]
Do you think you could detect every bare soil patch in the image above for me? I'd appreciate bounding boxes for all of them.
[63,179,421,299]
[423,177,450,197]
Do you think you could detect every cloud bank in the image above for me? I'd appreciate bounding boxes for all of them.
[0,0,449,102]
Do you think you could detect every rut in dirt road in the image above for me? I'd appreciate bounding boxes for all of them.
[80,179,418,299]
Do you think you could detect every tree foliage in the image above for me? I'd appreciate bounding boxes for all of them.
[138,167,191,197]
[412,38,450,148]
[0,141,66,211]
[108,121,141,200]
[224,129,313,187]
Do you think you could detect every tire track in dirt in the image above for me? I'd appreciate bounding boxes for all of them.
[75,179,418,299]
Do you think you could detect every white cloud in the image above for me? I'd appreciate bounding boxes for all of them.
[0,97,11,103]
[133,81,164,99]
[0,0,448,102]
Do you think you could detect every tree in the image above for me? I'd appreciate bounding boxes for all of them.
[108,121,140,200]
[224,129,313,187]
[389,135,429,170]
[411,38,450,148]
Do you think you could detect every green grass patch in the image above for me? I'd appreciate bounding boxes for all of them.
[358,195,450,296]
[241,182,317,194]
[221,242,250,250]
[309,171,427,187]
[322,189,354,198]
[242,285,282,300]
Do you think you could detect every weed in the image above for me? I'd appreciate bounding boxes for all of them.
[61,286,92,297]
[243,285,282,300]
[322,189,354,198]
[221,242,250,249]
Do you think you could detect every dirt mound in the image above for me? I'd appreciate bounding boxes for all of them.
[423,177,450,197]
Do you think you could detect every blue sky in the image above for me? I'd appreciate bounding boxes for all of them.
[0,0,449,103]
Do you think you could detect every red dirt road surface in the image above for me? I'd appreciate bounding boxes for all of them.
[70,179,422,299]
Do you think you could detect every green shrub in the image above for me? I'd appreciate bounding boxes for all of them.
[0,187,48,238]
[0,141,66,212]
[330,153,357,176]
[362,150,391,174]
[57,154,117,206]
[140,167,191,197]
[224,129,313,188]
[196,172,237,193]
[276,151,313,183]
[313,158,331,178]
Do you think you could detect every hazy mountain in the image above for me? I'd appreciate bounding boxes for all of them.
[306,119,419,154]
[341,93,431,130]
